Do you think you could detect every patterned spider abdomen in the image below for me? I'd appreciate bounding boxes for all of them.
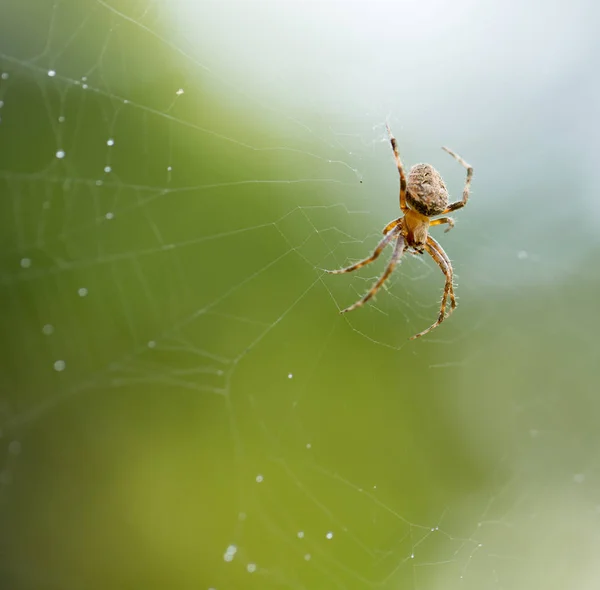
[406,164,449,217]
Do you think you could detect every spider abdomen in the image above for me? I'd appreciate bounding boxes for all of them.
[406,164,449,216]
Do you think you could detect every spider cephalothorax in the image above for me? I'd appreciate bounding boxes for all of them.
[327,125,473,339]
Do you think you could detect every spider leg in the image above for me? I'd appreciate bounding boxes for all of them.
[386,124,409,213]
[410,237,455,339]
[382,217,403,235]
[326,225,401,275]
[340,234,406,314]
[428,235,456,311]
[429,216,455,233]
[440,147,473,214]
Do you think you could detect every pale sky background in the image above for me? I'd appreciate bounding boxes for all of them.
[1,2,599,589]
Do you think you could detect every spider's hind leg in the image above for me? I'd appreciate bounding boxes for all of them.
[441,147,473,214]
[429,216,455,233]
[386,124,409,213]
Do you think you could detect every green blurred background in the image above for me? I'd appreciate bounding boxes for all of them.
[1,0,599,588]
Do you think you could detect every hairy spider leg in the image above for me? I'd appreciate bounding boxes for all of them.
[428,235,456,311]
[382,217,403,235]
[429,216,455,233]
[410,237,455,339]
[326,225,401,275]
[386,124,409,213]
[440,146,473,214]
[340,235,406,314]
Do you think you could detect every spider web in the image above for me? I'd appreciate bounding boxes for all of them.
[1,1,599,589]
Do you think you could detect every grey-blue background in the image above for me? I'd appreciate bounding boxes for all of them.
[1,1,599,588]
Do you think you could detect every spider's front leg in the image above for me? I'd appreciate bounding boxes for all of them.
[340,235,406,314]
[428,236,456,312]
[410,236,455,339]
[382,217,403,235]
[325,225,399,275]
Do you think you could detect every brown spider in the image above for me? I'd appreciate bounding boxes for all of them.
[327,124,473,339]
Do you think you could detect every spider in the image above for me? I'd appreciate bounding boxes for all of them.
[326,124,473,339]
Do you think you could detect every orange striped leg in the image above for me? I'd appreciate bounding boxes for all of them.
[340,235,406,314]
[429,216,454,233]
[428,235,456,311]
[386,124,409,213]
[441,146,473,213]
[410,237,455,339]
[382,217,403,235]
[326,226,400,275]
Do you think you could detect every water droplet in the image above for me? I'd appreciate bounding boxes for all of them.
[48,70,56,77]
[176,88,184,95]
[326,531,333,540]
[53,360,66,372]
[297,531,304,538]
[104,165,111,173]
[107,138,115,146]
[223,544,237,562]
[288,373,293,379]
[56,150,65,159]
[255,474,264,483]
[78,287,88,297]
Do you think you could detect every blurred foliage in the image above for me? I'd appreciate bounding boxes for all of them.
[1,1,599,589]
